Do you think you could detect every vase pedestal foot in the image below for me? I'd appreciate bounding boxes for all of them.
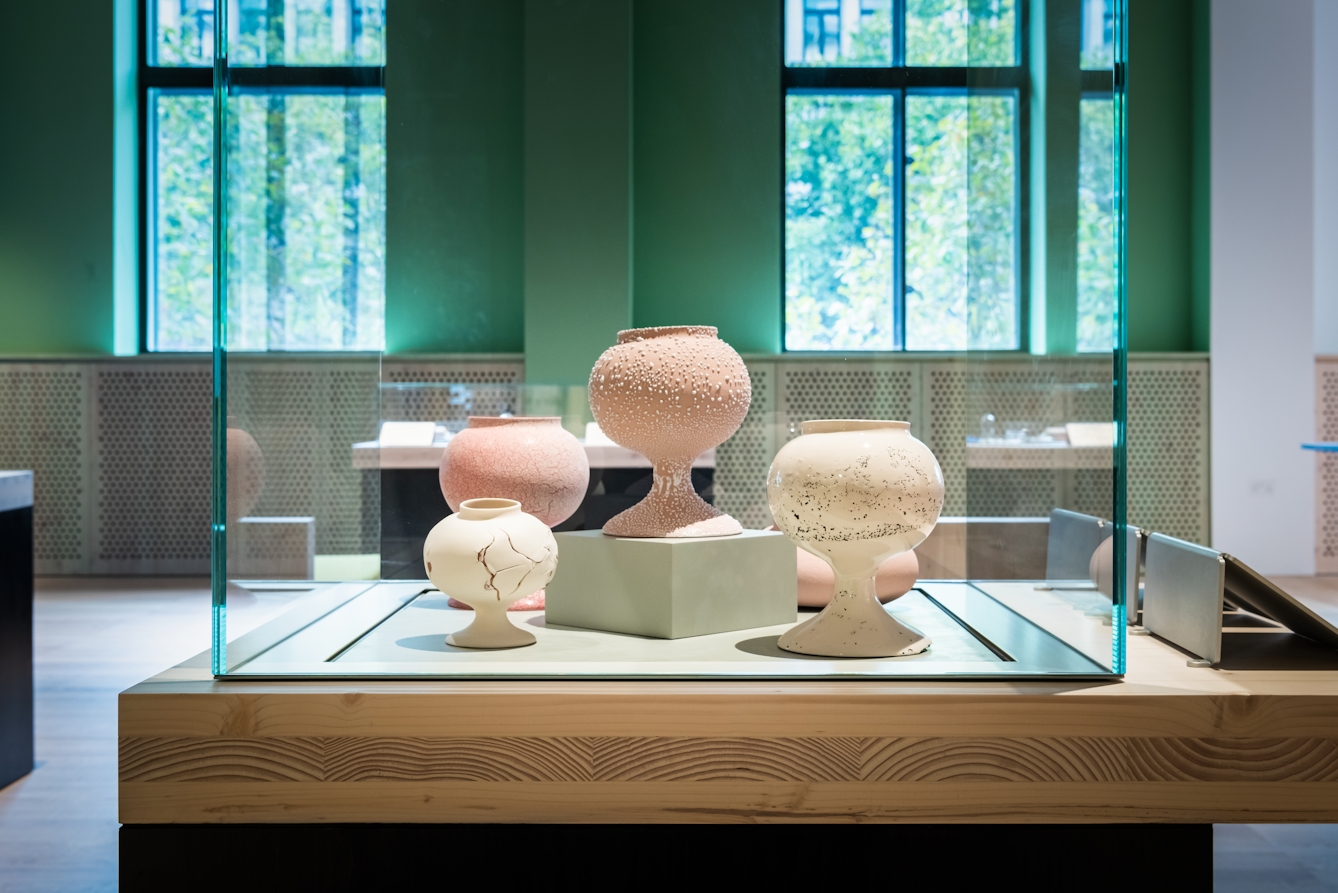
[601,460,742,538]
[778,571,931,658]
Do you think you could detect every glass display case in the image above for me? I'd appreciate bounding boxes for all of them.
[209,0,1128,679]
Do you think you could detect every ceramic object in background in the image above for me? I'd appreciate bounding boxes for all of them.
[798,546,918,608]
[1090,536,1114,597]
[423,499,558,648]
[768,525,919,607]
[768,420,944,657]
[439,417,589,526]
[588,326,750,537]
[226,427,264,524]
[438,416,588,612]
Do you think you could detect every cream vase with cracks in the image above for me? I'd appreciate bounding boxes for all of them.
[423,499,558,649]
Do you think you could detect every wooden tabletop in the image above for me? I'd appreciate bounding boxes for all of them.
[118,628,1338,824]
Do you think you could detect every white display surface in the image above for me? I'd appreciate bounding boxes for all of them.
[223,581,1110,678]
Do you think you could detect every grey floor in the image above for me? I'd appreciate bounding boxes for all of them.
[0,577,1335,892]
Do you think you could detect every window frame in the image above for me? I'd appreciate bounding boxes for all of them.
[137,0,386,353]
[781,0,1031,353]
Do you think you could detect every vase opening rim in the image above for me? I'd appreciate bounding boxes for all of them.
[800,419,910,435]
[468,416,561,427]
[616,325,717,344]
[457,498,522,520]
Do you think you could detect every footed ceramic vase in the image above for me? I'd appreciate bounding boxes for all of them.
[588,326,750,537]
[423,499,558,648]
[768,420,944,657]
[439,416,589,611]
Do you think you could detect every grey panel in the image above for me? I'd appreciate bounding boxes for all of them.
[1046,508,1109,581]
[1143,533,1225,664]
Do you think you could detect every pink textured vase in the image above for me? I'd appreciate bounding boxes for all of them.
[588,326,751,537]
[439,416,589,612]
[226,427,264,525]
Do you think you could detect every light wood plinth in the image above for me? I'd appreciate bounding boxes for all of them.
[118,634,1338,824]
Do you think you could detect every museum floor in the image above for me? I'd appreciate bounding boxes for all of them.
[1,578,1337,892]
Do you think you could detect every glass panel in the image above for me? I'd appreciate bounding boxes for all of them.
[784,0,894,67]
[904,92,1017,350]
[152,0,386,67]
[1078,96,1116,352]
[905,0,1017,67]
[226,92,386,351]
[149,90,214,351]
[784,93,896,351]
[1080,0,1115,69]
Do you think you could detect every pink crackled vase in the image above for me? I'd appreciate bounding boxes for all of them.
[438,416,589,611]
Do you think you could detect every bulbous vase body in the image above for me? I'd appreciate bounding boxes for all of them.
[423,499,558,648]
[588,326,750,537]
[439,417,589,527]
[226,427,264,525]
[768,420,944,657]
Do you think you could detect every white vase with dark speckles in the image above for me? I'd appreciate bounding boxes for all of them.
[423,498,558,648]
[768,420,944,658]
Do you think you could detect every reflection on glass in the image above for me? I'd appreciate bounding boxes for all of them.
[228,93,386,351]
[1080,0,1115,69]
[905,0,1017,67]
[904,94,1016,350]
[152,0,386,67]
[785,94,895,351]
[784,0,893,67]
[1077,97,1116,352]
[151,91,214,351]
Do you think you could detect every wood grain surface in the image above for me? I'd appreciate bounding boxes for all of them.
[120,735,1338,785]
[117,780,1338,824]
[118,631,1338,824]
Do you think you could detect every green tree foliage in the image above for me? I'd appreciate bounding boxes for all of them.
[785,94,896,351]
[149,2,387,352]
[906,0,1017,66]
[1077,97,1116,352]
[905,94,1017,350]
[785,0,1020,351]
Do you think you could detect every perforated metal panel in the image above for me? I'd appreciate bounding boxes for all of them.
[0,354,1210,573]
[0,364,89,571]
[380,360,522,424]
[1127,359,1210,544]
[93,364,212,572]
[778,363,917,436]
[1315,359,1338,571]
[229,358,381,556]
[716,362,777,529]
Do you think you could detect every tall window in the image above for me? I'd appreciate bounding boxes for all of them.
[143,0,387,352]
[1077,0,1116,352]
[784,0,1022,351]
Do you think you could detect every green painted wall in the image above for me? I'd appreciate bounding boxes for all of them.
[631,0,782,355]
[384,0,525,355]
[1029,0,1082,355]
[523,0,633,385]
[1190,0,1211,353]
[1126,0,1203,353]
[0,4,115,355]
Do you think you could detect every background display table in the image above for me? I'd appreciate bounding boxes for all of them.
[0,471,33,789]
